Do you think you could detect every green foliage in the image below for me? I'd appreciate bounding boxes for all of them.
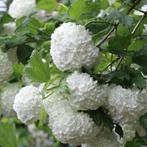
[108,35,132,50]
[84,107,114,130]
[104,10,133,27]
[69,0,108,21]
[36,0,58,12]
[0,0,147,146]
[133,45,147,68]
[0,120,17,147]
[125,135,147,147]
[13,63,24,79]
[17,45,34,64]
[25,50,50,82]
[0,13,13,25]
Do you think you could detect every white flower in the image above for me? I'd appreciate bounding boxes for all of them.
[43,95,99,145]
[3,22,16,35]
[0,49,13,83]
[134,5,147,16]
[34,10,49,22]
[0,83,21,117]
[0,0,7,12]
[66,72,106,110]
[51,11,58,17]
[82,128,122,147]
[50,22,99,71]
[8,0,36,19]
[13,85,43,124]
[107,85,144,123]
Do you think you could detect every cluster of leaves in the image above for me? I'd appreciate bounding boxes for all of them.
[0,0,147,146]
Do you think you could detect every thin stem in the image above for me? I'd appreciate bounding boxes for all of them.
[132,13,147,34]
[96,0,142,48]
[127,0,142,14]
[116,57,124,70]
[127,3,146,14]
[85,20,114,27]
[96,24,118,47]
[102,57,120,72]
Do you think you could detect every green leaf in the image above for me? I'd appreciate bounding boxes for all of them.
[117,25,131,36]
[13,63,24,79]
[108,35,132,50]
[25,50,50,82]
[128,39,147,51]
[133,45,147,68]
[85,107,114,130]
[16,17,42,34]
[17,45,34,64]
[69,0,106,21]
[0,121,17,147]
[0,12,13,25]
[86,21,111,34]
[104,10,133,27]
[69,0,86,20]
[132,74,146,89]
[36,0,58,12]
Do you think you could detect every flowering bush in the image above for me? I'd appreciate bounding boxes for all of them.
[0,0,147,147]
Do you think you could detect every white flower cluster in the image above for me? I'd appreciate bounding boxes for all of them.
[118,123,136,145]
[8,0,36,19]
[82,128,122,147]
[107,85,147,124]
[50,22,99,71]
[13,85,43,124]
[66,71,106,110]
[43,95,100,145]
[0,49,13,83]
[0,83,20,117]
[104,85,147,145]
[8,0,50,21]
[4,19,146,147]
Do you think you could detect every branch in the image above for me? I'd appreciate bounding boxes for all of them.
[96,0,141,48]
[127,3,145,14]
[132,12,147,34]
[127,0,142,14]
[96,24,118,48]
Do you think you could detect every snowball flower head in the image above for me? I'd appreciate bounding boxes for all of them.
[50,22,99,71]
[107,85,143,123]
[1,83,20,116]
[82,128,122,147]
[66,72,106,110]
[0,49,13,83]
[8,0,36,19]
[43,95,99,145]
[13,85,43,124]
